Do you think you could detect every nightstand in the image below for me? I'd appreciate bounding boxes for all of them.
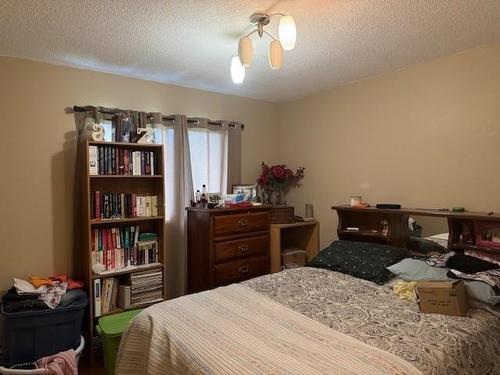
[270,221,320,272]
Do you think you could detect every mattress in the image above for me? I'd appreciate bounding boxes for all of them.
[116,267,500,374]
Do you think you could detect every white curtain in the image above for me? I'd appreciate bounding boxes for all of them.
[162,115,193,298]
[188,119,228,194]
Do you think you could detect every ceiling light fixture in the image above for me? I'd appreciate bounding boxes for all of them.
[230,56,245,84]
[230,12,296,83]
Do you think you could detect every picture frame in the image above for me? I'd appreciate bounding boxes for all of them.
[232,184,257,202]
[207,192,222,205]
[475,222,500,248]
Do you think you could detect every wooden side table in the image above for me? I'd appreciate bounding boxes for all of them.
[270,221,320,273]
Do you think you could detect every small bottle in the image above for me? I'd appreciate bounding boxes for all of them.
[195,190,201,206]
[381,219,389,236]
[201,185,207,208]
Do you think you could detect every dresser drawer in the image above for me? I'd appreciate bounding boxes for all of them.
[214,256,269,285]
[214,235,269,263]
[212,212,269,237]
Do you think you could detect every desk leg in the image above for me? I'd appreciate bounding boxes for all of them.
[270,227,281,273]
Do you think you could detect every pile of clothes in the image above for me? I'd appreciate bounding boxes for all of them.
[2,275,85,313]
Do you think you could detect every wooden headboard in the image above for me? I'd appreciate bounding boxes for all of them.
[331,205,500,255]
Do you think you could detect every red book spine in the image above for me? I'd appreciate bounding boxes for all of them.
[107,249,112,270]
[95,191,101,219]
[112,229,117,249]
[111,248,116,270]
[106,229,111,251]
[132,194,137,217]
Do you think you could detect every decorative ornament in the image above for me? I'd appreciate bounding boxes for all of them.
[136,127,155,144]
[87,123,105,142]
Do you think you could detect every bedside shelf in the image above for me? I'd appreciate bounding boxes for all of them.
[339,230,387,238]
[270,221,320,273]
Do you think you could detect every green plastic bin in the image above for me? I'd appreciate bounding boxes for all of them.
[96,309,143,375]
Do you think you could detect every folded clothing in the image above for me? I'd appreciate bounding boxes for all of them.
[2,288,48,313]
[465,249,500,266]
[29,275,84,290]
[446,253,499,274]
[14,278,46,295]
[35,349,77,375]
[2,288,87,313]
[29,277,54,288]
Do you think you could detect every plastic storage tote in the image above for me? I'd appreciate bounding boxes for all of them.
[0,298,87,366]
[96,309,143,375]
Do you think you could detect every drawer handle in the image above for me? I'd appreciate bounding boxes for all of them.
[238,244,249,253]
[238,218,249,226]
[239,265,249,273]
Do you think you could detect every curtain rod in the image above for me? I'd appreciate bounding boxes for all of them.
[73,105,244,129]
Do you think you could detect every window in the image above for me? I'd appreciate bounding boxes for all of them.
[188,127,228,194]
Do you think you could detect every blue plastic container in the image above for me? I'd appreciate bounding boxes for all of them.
[0,298,87,366]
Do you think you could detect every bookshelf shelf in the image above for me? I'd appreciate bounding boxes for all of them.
[78,137,166,363]
[90,175,163,178]
[91,263,164,279]
[88,141,163,149]
[90,216,164,225]
[96,299,165,319]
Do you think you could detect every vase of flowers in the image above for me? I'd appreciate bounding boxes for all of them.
[257,162,305,222]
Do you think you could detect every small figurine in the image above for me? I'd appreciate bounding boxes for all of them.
[87,122,105,142]
[136,127,155,144]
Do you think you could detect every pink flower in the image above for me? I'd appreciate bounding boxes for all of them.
[271,166,285,179]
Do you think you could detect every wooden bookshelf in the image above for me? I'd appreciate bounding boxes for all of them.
[77,138,166,362]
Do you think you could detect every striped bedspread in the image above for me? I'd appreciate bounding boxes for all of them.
[116,284,422,375]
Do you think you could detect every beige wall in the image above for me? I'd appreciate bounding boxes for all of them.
[1,44,499,296]
[0,57,279,295]
[278,44,500,248]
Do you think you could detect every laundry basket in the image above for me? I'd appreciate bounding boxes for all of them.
[0,336,84,375]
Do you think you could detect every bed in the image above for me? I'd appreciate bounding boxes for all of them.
[116,266,500,374]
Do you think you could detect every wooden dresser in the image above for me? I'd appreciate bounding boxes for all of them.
[186,206,271,293]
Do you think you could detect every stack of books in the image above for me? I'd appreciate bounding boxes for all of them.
[130,268,163,307]
[93,277,120,317]
[91,191,159,219]
[91,226,160,273]
[137,233,159,265]
[88,145,158,176]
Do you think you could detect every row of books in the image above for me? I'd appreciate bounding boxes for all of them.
[93,278,120,316]
[88,145,159,176]
[90,192,159,220]
[130,269,163,307]
[91,227,159,272]
[93,269,164,317]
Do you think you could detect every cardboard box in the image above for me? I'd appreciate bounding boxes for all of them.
[281,248,307,269]
[416,280,468,317]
